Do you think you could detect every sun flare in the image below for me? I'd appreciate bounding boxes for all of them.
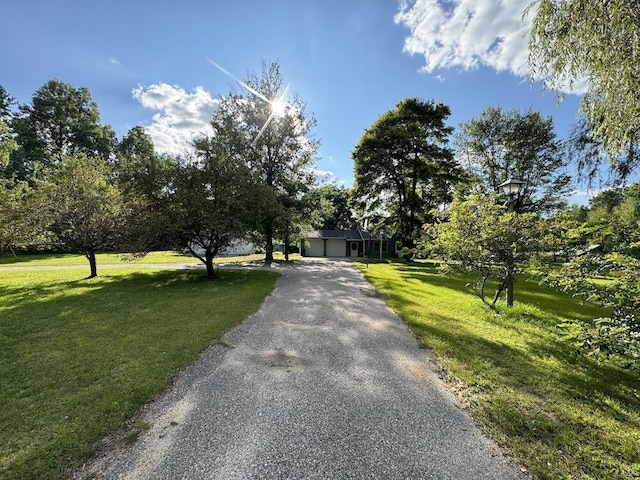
[271,98,286,117]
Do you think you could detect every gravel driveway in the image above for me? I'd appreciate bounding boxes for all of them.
[80,258,525,479]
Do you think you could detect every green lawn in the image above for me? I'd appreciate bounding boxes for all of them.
[356,260,640,480]
[0,267,278,480]
[0,250,298,268]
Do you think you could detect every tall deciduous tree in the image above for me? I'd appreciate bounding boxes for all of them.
[41,155,127,278]
[10,79,116,179]
[233,61,318,261]
[0,119,16,176]
[115,126,172,250]
[352,98,458,248]
[528,0,640,183]
[456,106,570,214]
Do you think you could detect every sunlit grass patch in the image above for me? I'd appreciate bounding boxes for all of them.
[0,267,278,480]
[0,250,299,268]
[356,260,640,480]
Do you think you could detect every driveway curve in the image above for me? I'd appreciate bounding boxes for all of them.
[81,258,525,479]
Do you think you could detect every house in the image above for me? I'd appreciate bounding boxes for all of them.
[300,229,397,258]
[219,239,258,256]
[189,239,258,257]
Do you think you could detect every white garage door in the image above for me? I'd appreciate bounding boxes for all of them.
[326,239,346,257]
[304,238,324,257]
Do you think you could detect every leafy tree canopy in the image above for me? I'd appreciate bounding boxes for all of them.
[456,106,570,214]
[529,0,640,183]
[0,120,17,175]
[0,85,14,121]
[39,155,128,277]
[168,136,264,278]
[428,193,542,305]
[352,97,459,247]
[9,79,116,179]
[216,61,319,261]
[302,184,357,231]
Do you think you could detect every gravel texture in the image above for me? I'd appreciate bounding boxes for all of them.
[79,258,525,480]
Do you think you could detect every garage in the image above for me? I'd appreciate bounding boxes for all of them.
[325,239,346,257]
[304,238,325,257]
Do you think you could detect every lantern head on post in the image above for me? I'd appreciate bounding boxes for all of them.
[498,178,524,197]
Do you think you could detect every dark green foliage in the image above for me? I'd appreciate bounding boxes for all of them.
[352,97,459,247]
[167,123,264,277]
[114,126,173,251]
[0,85,14,122]
[302,184,357,230]
[8,79,116,179]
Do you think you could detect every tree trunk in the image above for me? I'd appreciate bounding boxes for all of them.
[264,223,274,262]
[205,250,216,279]
[284,233,290,262]
[476,274,489,302]
[506,273,514,307]
[492,279,506,305]
[85,248,97,278]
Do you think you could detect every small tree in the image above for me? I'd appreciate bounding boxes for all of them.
[167,135,261,279]
[40,155,128,278]
[429,194,541,305]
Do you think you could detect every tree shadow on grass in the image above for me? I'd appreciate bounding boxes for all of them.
[407,309,639,423]
[362,261,640,477]
[0,267,279,480]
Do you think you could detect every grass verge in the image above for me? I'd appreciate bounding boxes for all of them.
[356,260,640,480]
[0,267,278,480]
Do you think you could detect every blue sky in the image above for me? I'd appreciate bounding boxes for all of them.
[3,0,589,199]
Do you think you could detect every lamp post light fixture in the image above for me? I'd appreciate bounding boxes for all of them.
[498,178,524,198]
[498,178,524,308]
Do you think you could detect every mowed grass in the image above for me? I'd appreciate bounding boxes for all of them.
[0,251,299,268]
[0,267,278,480]
[356,260,640,480]
[0,250,200,266]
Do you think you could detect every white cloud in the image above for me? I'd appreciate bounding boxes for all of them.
[394,0,590,93]
[132,83,219,155]
[395,0,532,76]
[109,57,120,65]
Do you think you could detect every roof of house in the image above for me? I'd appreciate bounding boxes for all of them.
[301,229,390,240]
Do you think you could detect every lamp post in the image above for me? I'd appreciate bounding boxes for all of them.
[498,178,524,199]
[497,178,524,307]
